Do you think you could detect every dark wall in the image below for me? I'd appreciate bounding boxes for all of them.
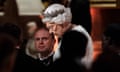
[19,16,43,39]
[91,7,120,41]
[0,15,42,39]
[0,0,43,39]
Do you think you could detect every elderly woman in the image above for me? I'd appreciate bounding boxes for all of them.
[41,3,94,71]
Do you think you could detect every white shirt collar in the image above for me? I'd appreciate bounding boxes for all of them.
[38,51,54,61]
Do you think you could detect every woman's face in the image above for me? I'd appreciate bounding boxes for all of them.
[45,22,64,38]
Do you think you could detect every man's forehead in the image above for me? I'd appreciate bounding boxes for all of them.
[35,30,50,36]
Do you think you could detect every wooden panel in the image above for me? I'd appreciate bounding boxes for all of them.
[90,0,116,2]
[90,0,117,7]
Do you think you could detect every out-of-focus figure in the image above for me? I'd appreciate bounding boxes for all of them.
[92,23,120,72]
[0,23,22,72]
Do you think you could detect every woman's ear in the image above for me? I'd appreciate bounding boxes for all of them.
[16,45,20,49]
[39,15,44,19]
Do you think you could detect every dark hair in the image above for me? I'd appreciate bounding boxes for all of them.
[0,23,22,41]
[104,23,120,46]
[0,23,22,47]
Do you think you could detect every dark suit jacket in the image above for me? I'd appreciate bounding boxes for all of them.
[13,48,53,72]
[92,52,120,72]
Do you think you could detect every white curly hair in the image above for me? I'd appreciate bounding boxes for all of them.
[42,3,72,24]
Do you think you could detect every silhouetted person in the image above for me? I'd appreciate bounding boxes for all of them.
[0,23,22,72]
[92,23,120,72]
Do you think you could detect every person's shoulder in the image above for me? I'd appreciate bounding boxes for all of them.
[64,30,86,39]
